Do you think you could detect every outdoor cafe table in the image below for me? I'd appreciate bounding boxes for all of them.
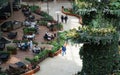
[15,61,26,68]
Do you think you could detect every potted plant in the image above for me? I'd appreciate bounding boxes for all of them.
[38,21,48,26]
[7,46,17,54]
[29,5,40,12]
[48,41,61,57]
[13,40,21,43]
[53,46,61,56]
[37,50,49,62]
[23,27,36,35]
[48,50,54,57]
[25,57,38,69]
[57,23,63,30]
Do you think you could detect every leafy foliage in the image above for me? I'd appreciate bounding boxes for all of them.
[80,42,119,75]
[64,0,120,75]
[38,20,48,26]
[67,26,118,45]
[29,5,40,12]
[35,11,54,21]
[109,0,120,9]
[23,27,36,34]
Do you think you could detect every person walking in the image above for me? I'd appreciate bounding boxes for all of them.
[61,15,64,23]
[62,45,66,56]
[64,15,68,23]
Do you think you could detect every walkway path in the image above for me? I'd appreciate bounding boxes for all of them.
[22,1,83,75]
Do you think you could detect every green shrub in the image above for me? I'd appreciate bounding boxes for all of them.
[0,51,10,54]
[33,41,38,45]
[55,23,63,30]
[37,50,49,59]
[64,8,70,12]
[29,5,40,12]
[25,57,38,67]
[23,27,36,34]
[39,11,54,21]
[38,21,48,26]
[7,46,17,54]
[13,40,21,43]
[25,50,49,64]
[49,41,61,54]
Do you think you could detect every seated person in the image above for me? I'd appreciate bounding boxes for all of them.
[44,32,54,41]
[27,34,35,40]
[47,22,52,28]
[22,42,29,50]
[23,34,35,40]
[44,32,49,40]
[50,34,55,40]
[23,19,31,27]
[32,45,41,54]
[17,42,29,50]
[35,25,39,34]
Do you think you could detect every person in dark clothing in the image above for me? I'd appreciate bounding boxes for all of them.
[44,32,48,40]
[64,15,68,23]
[62,45,66,56]
[61,15,64,23]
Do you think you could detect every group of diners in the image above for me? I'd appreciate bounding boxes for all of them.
[22,6,40,35]
[23,19,39,34]
[32,44,41,54]
[17,40,31,50]
[44,32,56,41]
[22,34,35,40]
[16,40,41,54]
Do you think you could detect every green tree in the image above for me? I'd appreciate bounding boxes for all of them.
[66,0,120,75]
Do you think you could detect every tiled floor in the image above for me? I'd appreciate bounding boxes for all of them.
[0,9,56,70]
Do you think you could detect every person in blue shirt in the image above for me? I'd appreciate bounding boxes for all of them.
[62,46,66,56]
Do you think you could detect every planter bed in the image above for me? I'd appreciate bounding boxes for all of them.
[54,49,62,56]
[38,53,49,63]
[61,8,83,24]
[21,65,40,75]
[49,49,62,57]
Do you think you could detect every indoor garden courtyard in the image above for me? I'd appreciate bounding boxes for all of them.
[0,0,120,75]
